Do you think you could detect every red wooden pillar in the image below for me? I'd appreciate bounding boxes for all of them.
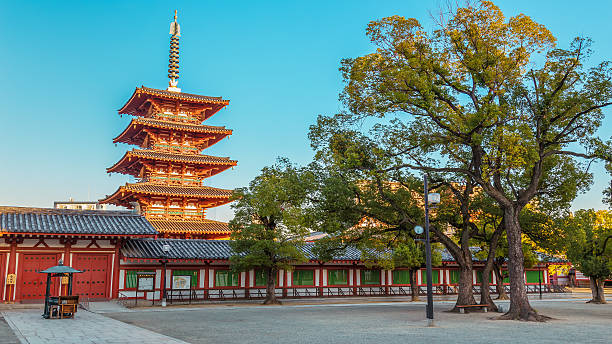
[112,240,122,299]
[441,265,446,295]
[282,270,288,298]
[6,240,17,302]
[62,241,72,296]
[383,270,389,295]
[319,265,324,297]
[352,266,357,296]
[203,263,209,300]
[245,270,250,299]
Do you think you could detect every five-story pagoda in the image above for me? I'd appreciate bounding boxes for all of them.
[101,12,237,239]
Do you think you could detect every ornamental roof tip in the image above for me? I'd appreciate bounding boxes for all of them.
[137,86,229,104]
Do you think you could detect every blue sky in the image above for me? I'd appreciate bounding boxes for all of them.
[0,0,610,221]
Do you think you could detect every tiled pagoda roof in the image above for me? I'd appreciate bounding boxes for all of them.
[118,86,229,119]
[0,206,157,236]
[107,150,237,175]
[113,117,232,146]
[148,219,230,234]
[103,183,233,199]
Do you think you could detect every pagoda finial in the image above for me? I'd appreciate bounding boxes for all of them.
[167,10,181,92]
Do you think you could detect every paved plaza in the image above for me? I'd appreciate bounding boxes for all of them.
[104,299,612,344]
[1,309,187,344]
[0,297,610,343]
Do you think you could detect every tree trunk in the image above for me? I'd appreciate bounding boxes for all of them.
[409,269,419,301]
[263,268,281,305]
[493,263,509,300]
[587,277,607,304]
[451,264,477,312]
[499,209,548,321]
[480,266,498,312]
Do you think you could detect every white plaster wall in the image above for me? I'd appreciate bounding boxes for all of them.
[155,269,161,288]
[278,270,284,287]
[249,270,255,287]
[165,269,171,288]
[241,272,246,287]
[356,269,361,286]
[417,269,422,284]
[208,270,214,288]
[348,269,354,285]
[119,269,125,289]
[315,269,320,286]
[322,269,327,286]
[286,270,292,287]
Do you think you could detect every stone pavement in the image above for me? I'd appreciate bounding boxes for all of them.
[105,299,612,344]
[2,309,187,344]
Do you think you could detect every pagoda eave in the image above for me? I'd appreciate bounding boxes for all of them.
[148,219,231,235]
[112,118,232,148]
[118,86,230,120]
[106,150,237,175]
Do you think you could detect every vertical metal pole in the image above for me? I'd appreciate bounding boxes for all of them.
[162,260,167,307]
[538,267,542,300]
[424,175,434,326]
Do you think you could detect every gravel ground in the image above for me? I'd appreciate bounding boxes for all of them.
[104,299,612,344]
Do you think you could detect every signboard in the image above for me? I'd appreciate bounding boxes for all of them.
[172,275,192,290]
[6,274,16,285]
[61,276,69,285]
[136,272,156,291]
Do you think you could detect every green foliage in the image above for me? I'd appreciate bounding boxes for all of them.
[562,209,612,281]
[309,0,611,220]
[229,159,310,273]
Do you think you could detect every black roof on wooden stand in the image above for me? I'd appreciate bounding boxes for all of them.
[0,206,158,236]
[122,238,365,261]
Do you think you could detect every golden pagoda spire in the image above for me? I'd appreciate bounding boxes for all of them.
[167,10,181,92]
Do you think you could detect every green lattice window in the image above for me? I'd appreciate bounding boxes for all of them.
[172,270,198,287]
[254,270,268,286]
[360,270,380,285]
[293,270,314,286]
[420,269,439,284]
[215,270,240,287]
[328,270,348,285]
[392,270,411,285]
[449,270,460,284]
[525,270,544,284]
[125,270,154,289]
[476,271,494,284]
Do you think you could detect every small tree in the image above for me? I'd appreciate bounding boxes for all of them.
[229,160,310,304]
[392,240,442,301]
[563,209,612,304]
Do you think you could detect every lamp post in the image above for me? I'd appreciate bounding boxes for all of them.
[160,244,170,307]
[423,175,440,327]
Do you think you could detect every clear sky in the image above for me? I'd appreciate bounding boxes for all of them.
[0,0,610,221]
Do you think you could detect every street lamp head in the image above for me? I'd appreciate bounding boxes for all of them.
[427,193,440,206]
[414,225,424,235]
[162,244,171,253]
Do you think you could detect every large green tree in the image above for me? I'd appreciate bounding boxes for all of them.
[229,160,311,304]
[312,1,611,320]
[562,209,612,303]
